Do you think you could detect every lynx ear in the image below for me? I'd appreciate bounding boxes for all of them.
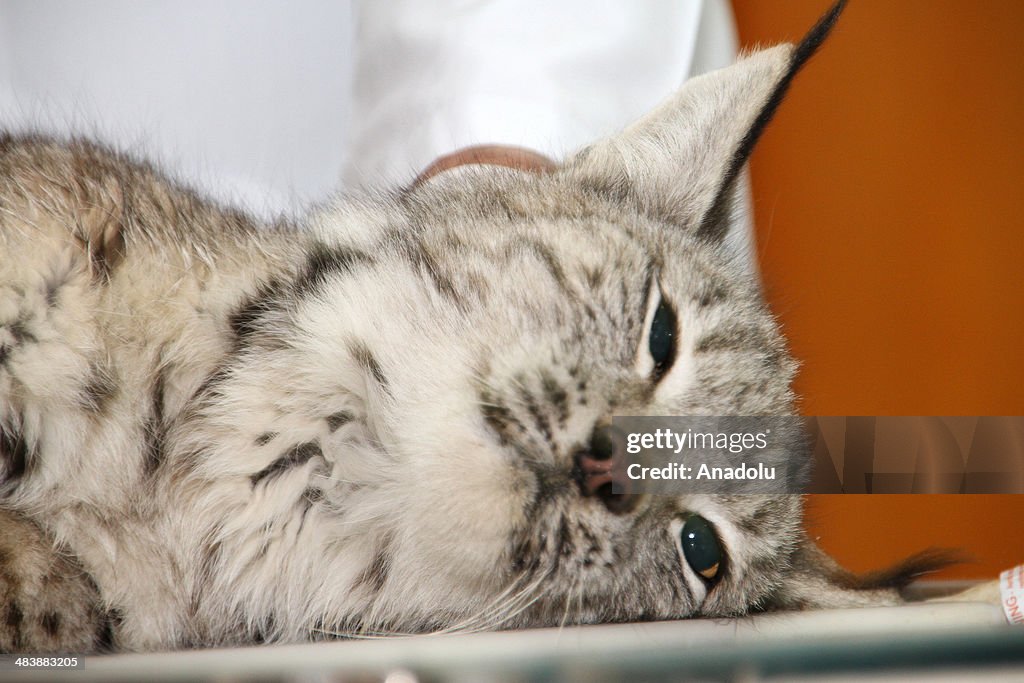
[766,535,961,610]
[571,0,846,242]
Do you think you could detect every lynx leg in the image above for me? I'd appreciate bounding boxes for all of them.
[0,509,112,654]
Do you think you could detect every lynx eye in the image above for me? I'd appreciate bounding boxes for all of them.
[648,299,677,379]
[680,514,723,582]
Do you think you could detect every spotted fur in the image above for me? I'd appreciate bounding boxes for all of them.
[0,2,940,655]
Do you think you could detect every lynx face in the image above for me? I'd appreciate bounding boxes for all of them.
[282,168,803,631]
[209,165,800,634]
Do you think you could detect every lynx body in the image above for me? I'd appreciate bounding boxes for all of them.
[0,2,933,654]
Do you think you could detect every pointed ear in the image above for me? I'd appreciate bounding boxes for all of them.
[765,535,961,610]
[570,0,846,242]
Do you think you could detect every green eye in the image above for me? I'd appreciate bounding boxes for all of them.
[648,299,677,378]
[680,515,723,582]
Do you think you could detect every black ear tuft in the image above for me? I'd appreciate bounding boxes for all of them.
[765,536,965,611]
[735,0,847,169]
[851,547,967,592]
[794,0,849,66]
[698,0,847,241]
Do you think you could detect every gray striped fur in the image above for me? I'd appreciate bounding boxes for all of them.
[1,5,935,654]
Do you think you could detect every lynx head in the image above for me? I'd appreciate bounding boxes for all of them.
[202,1,937,638]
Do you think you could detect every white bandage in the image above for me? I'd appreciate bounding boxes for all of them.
[1000,564,1024,625]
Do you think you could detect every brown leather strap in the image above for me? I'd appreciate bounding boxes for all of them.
[412,144,557,187]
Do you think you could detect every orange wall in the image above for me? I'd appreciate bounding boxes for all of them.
[731,1,1024,579]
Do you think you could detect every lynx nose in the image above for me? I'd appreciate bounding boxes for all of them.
[574,425,637,514]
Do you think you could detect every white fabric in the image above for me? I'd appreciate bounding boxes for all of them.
[343,1,732,187]
[342,0,752,271]
[0,0,355,217]
[0,0,748,264]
